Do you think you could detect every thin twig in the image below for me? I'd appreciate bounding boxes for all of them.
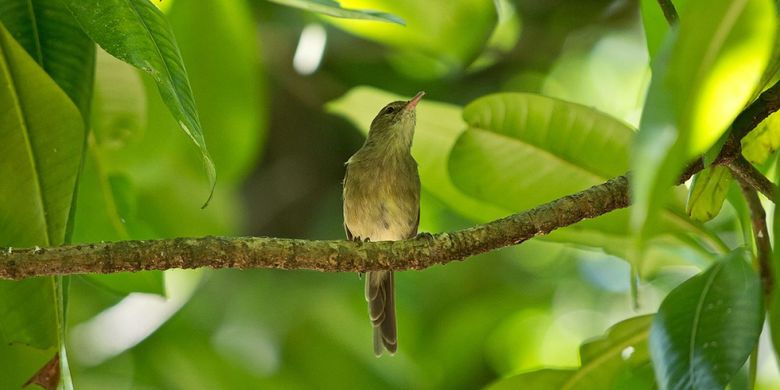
[735,178,773,297]
[728,156,777,200]
[657,0,679,25]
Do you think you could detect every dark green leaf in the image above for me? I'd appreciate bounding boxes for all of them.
[686,165,732,222]
[268,0,404,25]
[60,0,216,204]
[0,0,95,118]
[650,251,763,389]
[631,0,776,247]
[0,22,84,248]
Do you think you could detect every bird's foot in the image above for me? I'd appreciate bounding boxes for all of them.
[415,232,434,240]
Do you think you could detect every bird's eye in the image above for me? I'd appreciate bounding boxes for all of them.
[383,106,395,115]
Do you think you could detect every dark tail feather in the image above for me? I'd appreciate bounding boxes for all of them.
[365,270,397,356]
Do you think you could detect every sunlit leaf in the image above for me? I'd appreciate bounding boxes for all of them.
[742,110,780,164]
[0,0,95,118]
[686,165,732,222]
[490,315,655,389]
[268,0,404,25]
[327,0,497,79]
[60,0,216,204]
[631,0,776,246]
[650,250,762,389]
[327,86,508,223]
[448,93,722,258]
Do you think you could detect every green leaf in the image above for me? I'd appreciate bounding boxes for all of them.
[0,22,84,248]
[770,154,780,367]
[325,0,497,79]
[452,93,630,212]
[650,250,763,389]
[570,315,655,389]
[631,0,776,245]
[490,315,655,390]
[742,110,780,164]
[326,86,508,223]
[0,0,96,118]
[446,93,723,259]
[486,369,575,390]
[60,0,216,204]
[0,28,83,383]
[268,0,404,25]
[686,165,732,222]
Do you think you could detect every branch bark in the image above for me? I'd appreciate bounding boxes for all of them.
[1,176,630,279]
[728,155,777,200]
[1,81,779,280]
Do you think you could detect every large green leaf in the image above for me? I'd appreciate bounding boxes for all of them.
[451,93,630,213]
[686,165,732,222]
[326,0,497,79]
[0,22,83,252]
[268,0,404,25]
[0,22,81,387]
[650,251,763,390]
[490,315,655,390]
[60,0,216,203]
[326,86,508,223]
[447,93,723,260]
[0,0,95,117]
[631,0,776,246]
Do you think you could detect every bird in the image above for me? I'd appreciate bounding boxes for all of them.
[342,91,424,356]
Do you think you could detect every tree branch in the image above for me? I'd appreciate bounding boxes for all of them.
[0,176,630,280]
[2,80,780,280]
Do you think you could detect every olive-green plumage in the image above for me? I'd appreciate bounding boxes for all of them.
[342,92,423,356]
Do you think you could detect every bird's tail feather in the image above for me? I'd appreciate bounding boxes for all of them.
[365,270,396,356]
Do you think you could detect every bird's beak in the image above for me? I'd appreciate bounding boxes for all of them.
[405,91,425,110]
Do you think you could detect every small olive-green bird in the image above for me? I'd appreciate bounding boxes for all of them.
[342,91,424,356]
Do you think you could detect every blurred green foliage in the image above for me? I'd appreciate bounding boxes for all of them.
[2,0,780,389]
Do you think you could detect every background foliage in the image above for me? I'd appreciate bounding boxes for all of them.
[1,0,780,389]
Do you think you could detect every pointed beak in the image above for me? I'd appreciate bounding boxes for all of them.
[405,91,425,110]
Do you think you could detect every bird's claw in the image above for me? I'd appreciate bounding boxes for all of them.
[415,232,434,240]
